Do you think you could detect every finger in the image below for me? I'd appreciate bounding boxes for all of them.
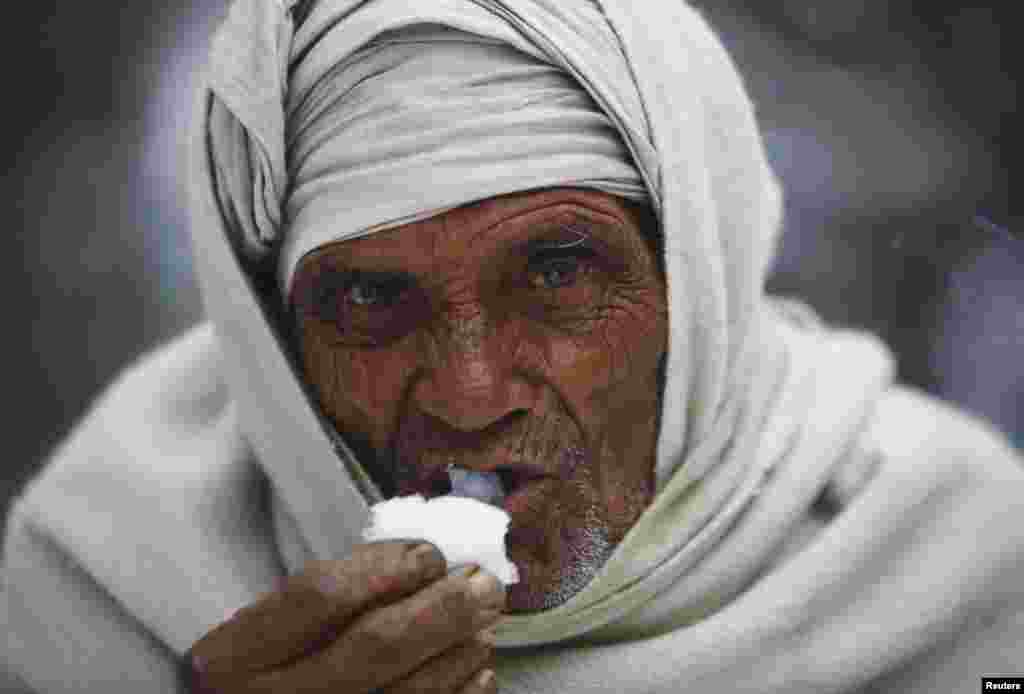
[251,566,505,694]
[460,668,498,694]
[380,635,494,694]
[191,541,446,678]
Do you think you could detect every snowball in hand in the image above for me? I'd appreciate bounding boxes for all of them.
[362,494,519,585]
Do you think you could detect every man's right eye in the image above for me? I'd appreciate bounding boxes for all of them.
[311,271,423,346]
[342,276,408,307]
[313,272,407,313]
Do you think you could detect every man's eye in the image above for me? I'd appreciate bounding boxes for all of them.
[342,275,408,308]
[529,257,582,289]
[309,271,413,322]
[346,279,394,306]
[308,271,423,346]
[526,245,597,291]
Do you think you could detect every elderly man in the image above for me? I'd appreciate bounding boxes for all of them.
[4,0,1024,692]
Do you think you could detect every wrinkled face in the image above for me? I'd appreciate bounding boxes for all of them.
[291,188,668,612]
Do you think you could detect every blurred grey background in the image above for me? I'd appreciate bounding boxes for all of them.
[1,0,1020,584]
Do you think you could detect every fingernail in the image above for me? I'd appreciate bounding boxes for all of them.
[477,607,504,628]
[225,604,245,623]
[477,623,501,645]
[468,570,505,610]
[477,668,496,688]
[408,542,446,579]
[449,564,480,579]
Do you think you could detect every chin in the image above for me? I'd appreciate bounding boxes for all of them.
[504,523,614,613]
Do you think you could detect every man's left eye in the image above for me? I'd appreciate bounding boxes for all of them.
[529,257,582,289]
[526,248,596,291]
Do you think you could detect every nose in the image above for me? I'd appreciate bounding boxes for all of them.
[413,308,535,431]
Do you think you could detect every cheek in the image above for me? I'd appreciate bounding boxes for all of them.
[546,338,611,392]
[593,368,663,526]
[601,360,664,471]
[337,352,399,412]
[301,325,414,449]
[545,285,667,417]
[547,288,665,528]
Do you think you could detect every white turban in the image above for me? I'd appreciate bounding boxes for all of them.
[279,23,649,292]
[207,7,649,294]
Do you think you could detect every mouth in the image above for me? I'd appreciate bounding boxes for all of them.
[408,460,551,510]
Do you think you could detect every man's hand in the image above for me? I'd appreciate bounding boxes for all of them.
[184,541,503,693]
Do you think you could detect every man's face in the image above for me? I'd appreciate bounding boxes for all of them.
[291,188,668,612]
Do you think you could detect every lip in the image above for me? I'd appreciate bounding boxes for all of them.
[405,463,451,499]
[493,462,549,494]
[403,459,552,501]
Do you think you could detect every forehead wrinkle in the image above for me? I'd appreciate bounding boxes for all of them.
[484,201,648,264]
[426,211,474,297]
[470,201,596,251]
[435,189,624,252]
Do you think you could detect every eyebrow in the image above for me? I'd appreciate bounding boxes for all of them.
[522,224,593,254]
[309,218,618,281]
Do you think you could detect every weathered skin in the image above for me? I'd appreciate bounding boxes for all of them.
[292,188,668,613]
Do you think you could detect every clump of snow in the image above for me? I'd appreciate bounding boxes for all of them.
[362,494,519,585]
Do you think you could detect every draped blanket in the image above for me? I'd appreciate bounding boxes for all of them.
[4,0,1019,691]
